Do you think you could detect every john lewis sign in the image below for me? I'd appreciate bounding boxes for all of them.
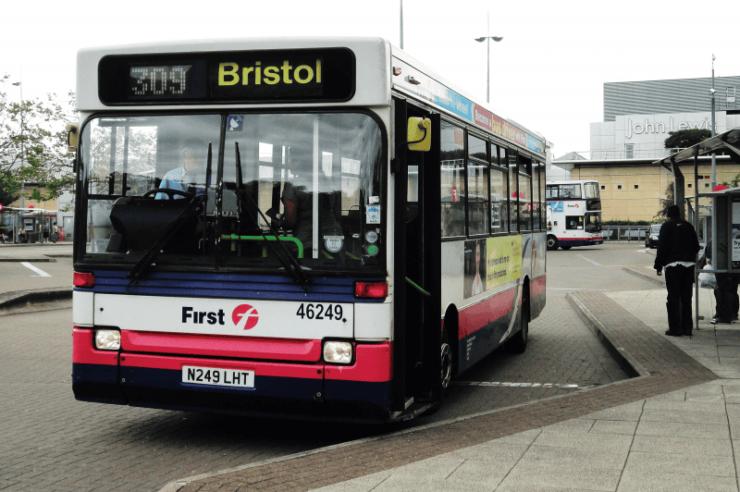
[626,115,711,139]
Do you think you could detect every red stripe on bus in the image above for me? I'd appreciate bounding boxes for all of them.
[119,353,323,380]
[324,342,392,383]
[72,327,119,366]
[458,287,517,340]
[121,331,322,362]
[557,236,602,242]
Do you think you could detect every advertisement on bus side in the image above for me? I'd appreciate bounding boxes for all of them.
[463,235,522,298]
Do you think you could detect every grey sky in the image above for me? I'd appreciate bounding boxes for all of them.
[1,0,738,155]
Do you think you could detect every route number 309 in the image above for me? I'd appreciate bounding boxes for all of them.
[295,303,344,321]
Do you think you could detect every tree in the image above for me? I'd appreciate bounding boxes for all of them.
[0,74,76,205]
[664,129,711,150]
[655,182,674,221]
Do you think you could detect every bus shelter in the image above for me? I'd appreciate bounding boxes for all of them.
[0,207,58,243]
[654,127,740,330]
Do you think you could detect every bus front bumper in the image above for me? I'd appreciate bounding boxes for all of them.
[72,327,394,421]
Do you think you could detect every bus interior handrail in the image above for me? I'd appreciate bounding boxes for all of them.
[221,233,305,259]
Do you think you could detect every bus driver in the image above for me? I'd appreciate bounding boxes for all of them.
[156,146,202,199]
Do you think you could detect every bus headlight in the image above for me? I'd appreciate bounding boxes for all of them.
[95,329,121,351]
[323,341,353,365]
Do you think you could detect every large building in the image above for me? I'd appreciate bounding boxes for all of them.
[592,76,740,160]
[555,76,740,222]
[604,76,740,121]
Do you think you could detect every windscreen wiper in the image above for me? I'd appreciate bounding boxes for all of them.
[234,142,310,290]
[128,143,212,284]
[202,142,213,252]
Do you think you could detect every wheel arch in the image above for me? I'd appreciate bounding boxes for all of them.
[522,276,531,322]
[442,304,460,374]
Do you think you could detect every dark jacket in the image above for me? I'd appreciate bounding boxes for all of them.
[654,219,700,270]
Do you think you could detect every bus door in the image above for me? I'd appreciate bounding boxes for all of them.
[392,99,442,411]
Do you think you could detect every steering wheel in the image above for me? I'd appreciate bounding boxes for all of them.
[143,188,194,200]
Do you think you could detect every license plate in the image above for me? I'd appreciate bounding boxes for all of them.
[181,366,255,388]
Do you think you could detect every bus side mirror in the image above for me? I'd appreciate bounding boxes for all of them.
[407,117,431,152]
[66,123,79,154]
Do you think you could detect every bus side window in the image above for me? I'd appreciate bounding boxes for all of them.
[490,144,507,234]
[466,134,489,236]
[506,149,518,232]
[440,121,466,238]
[538,163,546,230]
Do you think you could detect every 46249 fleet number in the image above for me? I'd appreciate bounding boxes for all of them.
[295,303,344,321]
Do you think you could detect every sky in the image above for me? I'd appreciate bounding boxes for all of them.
[1,0,739,157]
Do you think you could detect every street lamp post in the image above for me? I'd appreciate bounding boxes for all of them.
[399,0,404,49]
[474,13,503,105]
[12,81,25,210]
[710,54,717,187]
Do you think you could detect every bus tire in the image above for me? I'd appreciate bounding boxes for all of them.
[440,325,454,392]
[546,235,558,250]
[508,289,530,354]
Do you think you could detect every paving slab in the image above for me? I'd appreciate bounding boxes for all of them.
[532,428,633,454]
[636,420,731,440]
[617,469,738,492]
[497,460,622,491]
[590,419,638,435]
[497,486,605,492]
[640,407,728,425]
[631,434,733,457]
[624,450,736,478]
[517,443,627,470]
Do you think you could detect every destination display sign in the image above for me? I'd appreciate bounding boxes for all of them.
[98,48,355,105]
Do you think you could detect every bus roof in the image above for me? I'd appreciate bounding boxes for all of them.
[390,47,546,157]
[547,180,599,186]
[77,37,546,158]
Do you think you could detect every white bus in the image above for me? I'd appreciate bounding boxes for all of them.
[70,38,548,421]
[545,180,603,250]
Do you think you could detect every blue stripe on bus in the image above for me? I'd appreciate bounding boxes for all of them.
[76,270,385,303]
[73,363,392,412]
[324,379,392,407]
[120,366,323,400]
[556,239,603,248]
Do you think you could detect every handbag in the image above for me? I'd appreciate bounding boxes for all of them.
[698,263,717,289]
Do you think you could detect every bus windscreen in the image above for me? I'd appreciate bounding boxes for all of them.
[79,112,384,273]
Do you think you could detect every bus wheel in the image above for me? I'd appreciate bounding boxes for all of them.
[546,235,558,250]
[508,294,530,354]
[440,328,454,391]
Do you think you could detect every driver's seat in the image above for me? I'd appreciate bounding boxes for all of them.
[107,195,198,254]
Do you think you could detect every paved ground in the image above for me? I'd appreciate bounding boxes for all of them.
[0,244,73,295]
[285,252,740,492]
[178,288,717,491]
[0,242,655,491]
[314,381,740,492]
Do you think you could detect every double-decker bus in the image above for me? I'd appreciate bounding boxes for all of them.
[71,38,547,421]
[545,180,603,250]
